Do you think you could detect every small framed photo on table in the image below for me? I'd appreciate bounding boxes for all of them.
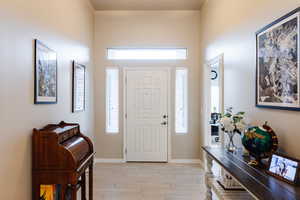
[72,61,86,112]
[267,153,300,184]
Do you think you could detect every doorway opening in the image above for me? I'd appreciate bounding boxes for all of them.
[205,54,224,146]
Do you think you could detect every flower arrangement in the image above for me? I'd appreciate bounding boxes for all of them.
[219,107,247,152]
[219,107,246,134]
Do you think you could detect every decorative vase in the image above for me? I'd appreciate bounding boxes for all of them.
[225,131,237,152]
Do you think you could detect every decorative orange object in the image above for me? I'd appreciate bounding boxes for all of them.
[40,185,55,200]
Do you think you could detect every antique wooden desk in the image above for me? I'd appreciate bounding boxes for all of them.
[32,121,95,200]
[202,146,300,200]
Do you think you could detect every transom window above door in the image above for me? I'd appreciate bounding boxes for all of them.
[107,48,187,60]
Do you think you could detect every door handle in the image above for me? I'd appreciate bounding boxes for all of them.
[163,115,168,119]
[161,121,168,126]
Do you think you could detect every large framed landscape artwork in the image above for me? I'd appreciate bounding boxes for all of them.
[34,39,57,104]
[256,8,300,110]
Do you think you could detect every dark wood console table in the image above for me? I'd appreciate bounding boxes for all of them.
[202,146,300,200]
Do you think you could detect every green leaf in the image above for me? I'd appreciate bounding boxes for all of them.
[237,112,245,115]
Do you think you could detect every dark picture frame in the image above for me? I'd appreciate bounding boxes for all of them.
[72,61,86,112]
[34,39,57,104]
[267,152,300,185]
[256,7,300,111]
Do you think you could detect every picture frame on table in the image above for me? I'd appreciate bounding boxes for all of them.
[267,152,300,185]
[72,61,86,112]
[256,7,300,111]
[34,39,58,104]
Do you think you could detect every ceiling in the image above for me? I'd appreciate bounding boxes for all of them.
[90,0,205,11]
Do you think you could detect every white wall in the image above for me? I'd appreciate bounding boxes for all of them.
[94,11,202,159]
[0,0,94,199]
[200,0,300,158]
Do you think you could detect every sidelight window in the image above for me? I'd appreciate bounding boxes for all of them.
[175,68,188,134]
[106,68,119,134]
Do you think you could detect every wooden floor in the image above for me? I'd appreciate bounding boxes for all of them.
[90,163,206,200]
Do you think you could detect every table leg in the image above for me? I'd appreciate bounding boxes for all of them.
[89,163,93,200]
[81,171,87,200]
[205,153,213,200]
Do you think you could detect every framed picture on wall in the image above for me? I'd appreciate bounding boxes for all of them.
[72,61,86,112]
[34,39,57,104]
[256,7,300,110]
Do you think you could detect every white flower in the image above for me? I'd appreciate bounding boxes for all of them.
[219,109,248,133]
[235,121,246,132]
[220,117,235,132]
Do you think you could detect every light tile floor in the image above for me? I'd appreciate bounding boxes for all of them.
[91,163,206,200]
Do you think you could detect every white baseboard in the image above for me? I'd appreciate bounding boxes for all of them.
[95,158,125,163]
[169,159,202,164]
[95,158,203,167]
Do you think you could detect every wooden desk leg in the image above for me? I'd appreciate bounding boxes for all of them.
[71,184,77,200]
[61,185,67,200]
[32,178,40,200]
[205,153,213,200]
[81,171,87,200]
[89,164,93,200]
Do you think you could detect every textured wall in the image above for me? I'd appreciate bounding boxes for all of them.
[0,0,95,199]
[200,0,300,158]
[94,11,202,160]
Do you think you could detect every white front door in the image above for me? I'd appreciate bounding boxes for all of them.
[125,68,169,162]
